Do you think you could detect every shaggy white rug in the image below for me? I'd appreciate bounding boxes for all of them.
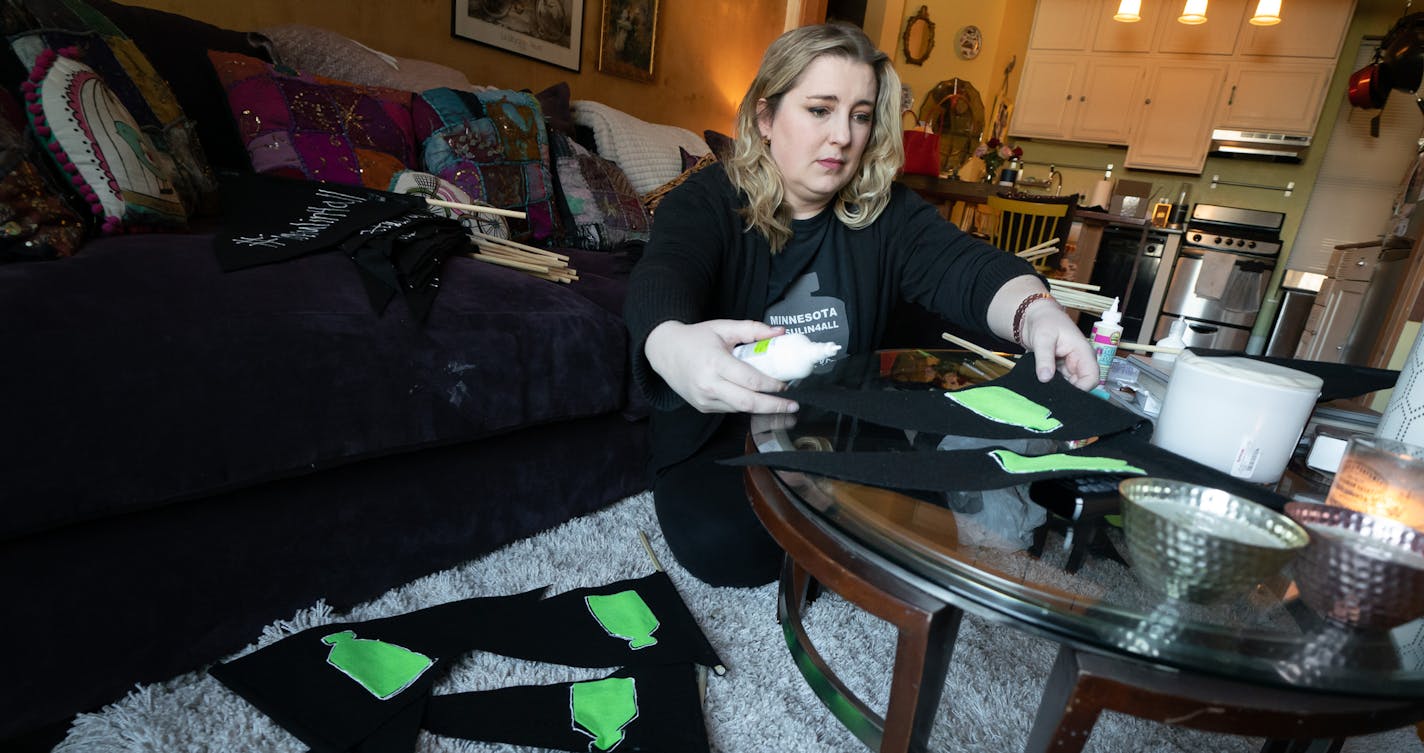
[56,492,1420,753]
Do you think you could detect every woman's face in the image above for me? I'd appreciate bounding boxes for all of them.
[758,55,877,220]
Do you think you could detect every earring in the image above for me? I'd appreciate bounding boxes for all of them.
[762,136,771,147]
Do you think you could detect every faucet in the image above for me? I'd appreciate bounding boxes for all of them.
[1048,164,1063,196]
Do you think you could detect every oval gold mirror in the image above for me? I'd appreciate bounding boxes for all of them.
[902,6,935,66]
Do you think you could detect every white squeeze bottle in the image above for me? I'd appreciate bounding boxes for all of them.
[1151,316,1187,369]
[1090,298,1122,386]
[732,333,841,381]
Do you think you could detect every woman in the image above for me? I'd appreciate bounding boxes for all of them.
[625,23,1097,587]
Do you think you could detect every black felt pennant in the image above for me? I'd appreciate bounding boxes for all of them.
[209,573,720,753]
[338,211,468,321]
[476,572,724,671]
[724,425,1288,512]
[785,357,1148,442]
[423,664,711,753]
[208,591,545,753]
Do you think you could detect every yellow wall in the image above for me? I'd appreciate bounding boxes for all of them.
[126,0,785,136]
[891,0,1035,119]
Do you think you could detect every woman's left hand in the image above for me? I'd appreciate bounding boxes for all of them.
[1020,300,1099,390]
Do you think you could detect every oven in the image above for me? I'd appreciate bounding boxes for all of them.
[1153,204,1285,352]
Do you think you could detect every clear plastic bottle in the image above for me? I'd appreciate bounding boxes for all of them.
[732,333,841,381]
[1090,298,1123,387]
[1151,316,1187,369]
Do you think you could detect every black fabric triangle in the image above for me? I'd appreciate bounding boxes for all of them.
[723,426,1288,512]
[423,664,710,753]
[474,572,724,670]
[208,590,544,753]
[785,357,1148,442]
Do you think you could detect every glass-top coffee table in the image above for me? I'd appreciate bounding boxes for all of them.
[744,349,1424,753]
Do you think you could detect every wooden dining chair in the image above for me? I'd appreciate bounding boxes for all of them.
[985,193,1076,273]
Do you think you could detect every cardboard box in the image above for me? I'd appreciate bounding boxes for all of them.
[1110,179,1153,218]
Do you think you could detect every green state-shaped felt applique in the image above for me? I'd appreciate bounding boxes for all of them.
[988,449,1144,475]
[585,590,660,650]
[945,385,1062,433]
[571,676,639,752]
[321,630,434,701]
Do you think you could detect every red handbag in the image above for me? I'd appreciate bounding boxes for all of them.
[901,113,940,176]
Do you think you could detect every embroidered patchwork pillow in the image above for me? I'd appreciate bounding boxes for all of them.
[18,46,186,234]
[549,130,648,250]
[643,151,717,217]
[7,11,218,216]
[416,88,558,241]
[208,50,416,190]
[0,87,85,259]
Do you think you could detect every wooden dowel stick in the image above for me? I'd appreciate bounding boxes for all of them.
[1115,341,1184,354]
[1020,236,1061,255]
[471,231,570,261]
[1018,247,1058,260]
[469,252,552,274]
[426,198,527,219]
[940,331,1016,369]
[474,241,564,268]
[1048,279,1101,291]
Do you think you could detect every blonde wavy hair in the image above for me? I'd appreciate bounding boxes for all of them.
[725,23,904,253]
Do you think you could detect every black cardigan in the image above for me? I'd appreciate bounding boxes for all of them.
[624,163,1035,472]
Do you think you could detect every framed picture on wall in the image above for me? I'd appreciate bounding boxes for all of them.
[597,0,659,83]
[452,0,584,72]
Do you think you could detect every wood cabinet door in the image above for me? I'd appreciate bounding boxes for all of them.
[1156,0,1250,56]
[1092,1,1161,52]
[1236,0,1357,59]
[1071,59,1144,143]
[1010,53,1080,139]
[1125,62,1228,172]
[1216,61,1334,134]
[1029,0,1098,50]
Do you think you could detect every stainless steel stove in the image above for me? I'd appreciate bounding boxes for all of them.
[1153,203,1286,351]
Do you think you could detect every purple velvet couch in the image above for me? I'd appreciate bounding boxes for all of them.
[0,3,650,743]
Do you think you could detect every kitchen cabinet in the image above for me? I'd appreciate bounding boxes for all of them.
[1295,241,1387,363]
[1028,0,1097,50]
[1011,54,1144,143]
[1297,277,1369,362]
[1215,61,1335,134]
[1155,0,1250,56]
[1091,3,1161,52]
[1236,0,1357,59]
[1124,61,1228,172]
[1012,53,1080,137]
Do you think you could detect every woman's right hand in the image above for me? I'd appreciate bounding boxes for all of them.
[645,319,801,414]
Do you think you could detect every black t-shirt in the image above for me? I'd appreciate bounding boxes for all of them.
[765,207,851,358]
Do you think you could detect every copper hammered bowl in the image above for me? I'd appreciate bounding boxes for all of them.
[1120,478,1309,603]
[1284,502,1424,631]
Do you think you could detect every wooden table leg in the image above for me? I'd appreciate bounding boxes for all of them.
[1024,643,1424,753]
[747,459,966,753]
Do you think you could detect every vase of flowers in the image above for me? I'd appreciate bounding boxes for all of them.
[974,138,1023,184]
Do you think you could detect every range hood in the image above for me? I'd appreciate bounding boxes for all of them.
[1209,129,1311,161]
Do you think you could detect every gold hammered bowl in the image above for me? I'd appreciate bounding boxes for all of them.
[1120,478,1309,603]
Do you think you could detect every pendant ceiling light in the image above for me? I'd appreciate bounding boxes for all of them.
[1114,0,1142,22]
[1179,0,1208,24]
[1249,0,1282,26]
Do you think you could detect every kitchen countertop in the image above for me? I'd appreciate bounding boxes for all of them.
[1075,209,1185,234]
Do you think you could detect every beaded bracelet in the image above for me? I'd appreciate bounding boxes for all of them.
[1012,292,1059,348]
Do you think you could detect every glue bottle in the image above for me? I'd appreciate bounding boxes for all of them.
[1089,298,1122,387]
[1151,316,1187,369]
[732,333,841,381]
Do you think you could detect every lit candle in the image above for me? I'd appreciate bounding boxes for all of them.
[1179,0,1208,25]
[1325,436,1424,531]
[1250,0,1281,26]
